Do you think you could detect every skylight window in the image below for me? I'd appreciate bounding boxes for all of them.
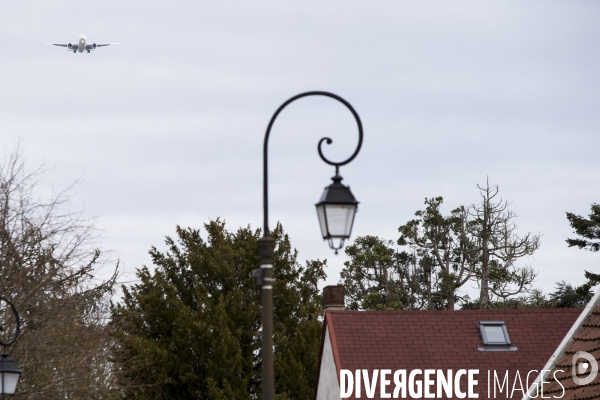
[478,321,517,351]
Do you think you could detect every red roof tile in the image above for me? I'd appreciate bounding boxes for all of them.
[531,302,600,400]
[317,309,581,400]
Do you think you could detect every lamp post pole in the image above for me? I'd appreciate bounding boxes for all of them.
[253,91,363,400]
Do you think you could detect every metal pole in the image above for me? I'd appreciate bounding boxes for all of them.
[256,91,363,399]
[257,237,275,400]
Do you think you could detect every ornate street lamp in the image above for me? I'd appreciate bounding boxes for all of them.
[253,91,363,400]
[0,297,21,398]
[315,171,359,254]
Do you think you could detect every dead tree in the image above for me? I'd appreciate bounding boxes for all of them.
[467,180,540,309]
[0,147,117,399]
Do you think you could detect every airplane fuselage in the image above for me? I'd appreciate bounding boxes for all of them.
[77,35,86,52]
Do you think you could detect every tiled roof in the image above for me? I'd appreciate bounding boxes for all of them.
[532,305,600,400]
[318,309,581,400]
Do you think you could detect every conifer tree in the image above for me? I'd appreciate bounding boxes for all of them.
[342,181,540,310]
[340,235,427,310]
[398,197,474,310]
[110,220,325,400]
[566,203,600,252]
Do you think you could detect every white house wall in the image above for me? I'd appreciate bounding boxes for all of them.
[316,325,340,400]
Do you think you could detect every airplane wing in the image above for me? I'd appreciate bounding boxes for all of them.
[43,43,78,50]
[84,43,119,51]
[42,41,118,51]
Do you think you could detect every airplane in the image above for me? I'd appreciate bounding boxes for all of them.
[46,34,119,53]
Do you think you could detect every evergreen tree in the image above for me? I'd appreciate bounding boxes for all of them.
[460,289,550,310]
[340,236,427,310]
[460,271,600,310]
[110,220,325,400]
[342,182,540,310]
[566,203,600,252]
[547,271,600,308]
[397,197,474,310]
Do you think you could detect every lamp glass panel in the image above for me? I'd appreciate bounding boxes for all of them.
[1,371,20,394]
[327,238,345,250]
[316,204,328,238]
[324,204,356,237]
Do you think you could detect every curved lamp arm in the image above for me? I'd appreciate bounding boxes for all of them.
[262,91,363,237]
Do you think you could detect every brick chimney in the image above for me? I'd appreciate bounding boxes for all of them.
[322,285,344,312]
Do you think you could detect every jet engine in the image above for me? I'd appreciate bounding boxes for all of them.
[67,43,72,48]
[92,43,97,48]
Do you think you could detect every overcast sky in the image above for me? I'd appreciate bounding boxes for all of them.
[1,1,599,298]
